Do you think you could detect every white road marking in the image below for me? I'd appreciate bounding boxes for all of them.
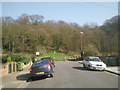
[0,85,4,89]
[22,82,31,88]
[17,81,31,88]
[46,78,52,80]
[12,81,23,84]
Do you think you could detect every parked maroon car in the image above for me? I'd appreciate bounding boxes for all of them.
[41,57,55,67]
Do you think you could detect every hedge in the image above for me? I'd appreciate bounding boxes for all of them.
[1,54,31,64]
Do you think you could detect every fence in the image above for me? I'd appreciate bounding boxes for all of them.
[0,61,32,77]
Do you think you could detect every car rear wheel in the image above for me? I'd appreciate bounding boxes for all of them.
[50,74,53,77]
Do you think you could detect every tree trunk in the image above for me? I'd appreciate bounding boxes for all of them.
[9,43,11,52]
[12,42,14,52]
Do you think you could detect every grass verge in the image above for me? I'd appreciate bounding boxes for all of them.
[39,53,72,61]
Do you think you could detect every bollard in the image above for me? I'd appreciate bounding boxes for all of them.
[13,63,15,72]
[8,63,12,73]
[13,63,16,72]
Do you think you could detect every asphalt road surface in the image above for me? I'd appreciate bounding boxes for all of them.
[22,61,118,88]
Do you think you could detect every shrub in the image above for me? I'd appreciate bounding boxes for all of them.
[20,56,30,65]
[1,54,31,64]
[15,48,22,53]
[31,55,36,61]
[7,56,12,63]
[102,52,118,57]
[109,52,118,57]
[2,55,8,63]
[84,49,97,56]
[8,54,21,62]
[104,57,118,66]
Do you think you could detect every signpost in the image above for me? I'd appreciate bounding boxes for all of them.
[36,52,40,56]
[35,52,40,61]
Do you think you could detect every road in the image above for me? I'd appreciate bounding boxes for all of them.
[2,61,118,88]
[23,61,118,88]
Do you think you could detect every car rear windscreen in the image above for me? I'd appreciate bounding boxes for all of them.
[33,60,50,65]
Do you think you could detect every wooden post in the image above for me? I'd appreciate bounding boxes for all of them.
[14,62,17,72]
[11,62,13,73]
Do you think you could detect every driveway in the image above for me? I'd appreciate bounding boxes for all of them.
[2,61,118,88]
[26,61,118,88]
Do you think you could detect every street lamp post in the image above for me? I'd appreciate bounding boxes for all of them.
[80,32,84,58]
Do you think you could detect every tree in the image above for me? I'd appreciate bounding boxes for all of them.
[2,14,118,56]
[29,15,44,25]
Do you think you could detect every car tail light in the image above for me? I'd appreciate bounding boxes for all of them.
[46,64,51,69]
[30,67,34,71]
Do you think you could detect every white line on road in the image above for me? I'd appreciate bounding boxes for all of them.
[17,81,31,88]
[12,81,23,84]
[0,85,4,90]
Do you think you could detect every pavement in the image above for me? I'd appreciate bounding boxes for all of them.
[1,65,31,89]
[105,66,120,75]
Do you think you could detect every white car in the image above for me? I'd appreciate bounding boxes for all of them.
[83,56,106,71]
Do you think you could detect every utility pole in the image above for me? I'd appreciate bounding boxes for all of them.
[80,31,84,58]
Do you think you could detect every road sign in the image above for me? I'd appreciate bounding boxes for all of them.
[36,52,40,56]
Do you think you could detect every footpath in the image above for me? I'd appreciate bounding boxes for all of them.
[1,65,31,89]
[105,66,120,75]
